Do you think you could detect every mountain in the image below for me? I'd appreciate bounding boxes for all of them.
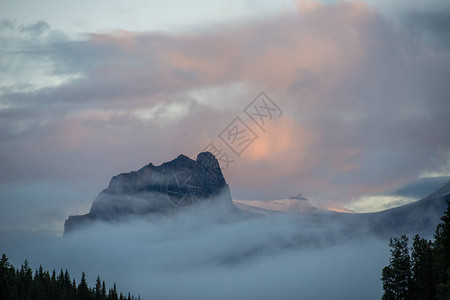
[64,152,234,234]
[361,179,450,237]
[233,194,325,214]
[390,176,450,199]
[234,194,355,214]
[235,181,450,238]
[64,150,450,239]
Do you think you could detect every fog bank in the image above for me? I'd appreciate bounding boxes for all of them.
[1,209,389,299]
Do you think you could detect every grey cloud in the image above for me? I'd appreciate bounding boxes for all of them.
[1,1,450,207]
[0,181,97,235]
[0,2,449,299]
[0,209,389,299]
[19,20,50,36]
[0,19,14,31]
[404,9,450,49]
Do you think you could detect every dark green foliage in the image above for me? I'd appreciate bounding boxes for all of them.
[381,200,450,300]
[434,201,450,300]
[108,283,119,300]
[436,267,450,300]
[0,254,138,300]
[102,281,107,300]
[382,235,411,300]
[410,235,436,299]
[77,272,90,300]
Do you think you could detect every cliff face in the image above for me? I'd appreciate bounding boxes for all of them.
[64,152,233,233]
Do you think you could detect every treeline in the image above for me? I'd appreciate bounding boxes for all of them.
[381,201,450,300]
[0,254,139,300]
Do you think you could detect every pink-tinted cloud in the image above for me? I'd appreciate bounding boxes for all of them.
[1,0,450,208]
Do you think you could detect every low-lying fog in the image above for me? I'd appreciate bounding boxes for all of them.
[0,203,391,300]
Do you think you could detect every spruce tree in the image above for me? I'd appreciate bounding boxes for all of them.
[381,235,411,300]
[109,283,119,300]
[78,272,91,300]
[434,200,450,299]
[410,234,435,299]
[0,254,16,299]
[95,275,102,300]
[102,280,107,300]
[0,254,136,299]
[18,260,33,300]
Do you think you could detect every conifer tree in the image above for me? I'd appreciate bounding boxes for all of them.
[101,281,107,300]
[0,254,138,300]
[109,283,119,300]
[18,260,33,300]
[434,200,450,299]
[95,275,102,300]
[382,201,450,300]
[78,272,90,300]
[410,234,435,299]
[381,235,411,300]
[0,254,15,299]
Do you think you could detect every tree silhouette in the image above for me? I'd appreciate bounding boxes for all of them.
[410,234,435,299]
[382,200,450,300]
[434,200,450,299]
[382,235,411,299]
[0,257,138,300]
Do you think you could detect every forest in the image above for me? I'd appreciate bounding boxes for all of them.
[381,201,450,300]
[0,255,138,300]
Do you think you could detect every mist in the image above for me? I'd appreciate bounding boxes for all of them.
[1,203,389,300]
[2,1,449,299]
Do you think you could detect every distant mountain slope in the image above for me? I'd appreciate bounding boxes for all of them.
[233,194,323,214]
[391,176,450,199]
[362,179,450,237]
[233,194,355,214]
[234,181,450,237]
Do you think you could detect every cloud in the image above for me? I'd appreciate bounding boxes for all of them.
[0,19,14,31]
[346,175,450,212]
[0,180,97,235]
[1,0,450,231]
[0,208,389,300]
[19,20,50,36]
[0,19,76,95]
[1,3,449,295]
[346,195,416,213]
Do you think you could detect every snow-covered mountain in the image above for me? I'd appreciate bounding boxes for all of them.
[233,194,328,214]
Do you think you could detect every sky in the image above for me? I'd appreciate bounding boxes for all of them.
[1,0,450,234]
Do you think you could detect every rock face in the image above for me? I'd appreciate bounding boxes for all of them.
[64,152,233,234]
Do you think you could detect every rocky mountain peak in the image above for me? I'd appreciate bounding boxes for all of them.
[64,152,233,234]
[289,194,309,201]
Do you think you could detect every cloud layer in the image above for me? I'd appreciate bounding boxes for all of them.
[0,208,389,299]
[1,1,450,231]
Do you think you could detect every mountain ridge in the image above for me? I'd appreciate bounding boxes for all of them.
[64,152,450,238]
[64,152,234,234]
